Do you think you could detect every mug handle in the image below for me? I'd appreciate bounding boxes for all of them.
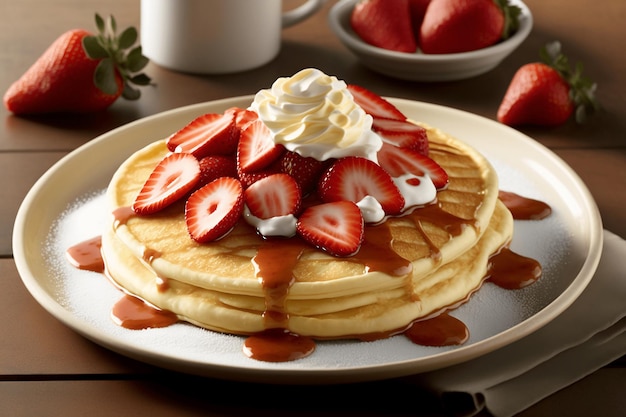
[282,0,324,28]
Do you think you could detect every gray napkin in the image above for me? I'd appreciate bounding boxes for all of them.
[411,230,626,417]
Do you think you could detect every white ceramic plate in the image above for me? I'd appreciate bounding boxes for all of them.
[13,97,603,384]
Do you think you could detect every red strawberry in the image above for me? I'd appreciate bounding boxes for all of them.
[228,107,259,130]
[237,162,281,189]
[350,0,417,53]
[4,14,150,115]
[198,155,238,187]
[318,156,405,215]
[347,84,406,121]
[244,173,302,219]
[377,143,448,189]
[237,119,285,173]
[372,118,429,156]
[419,0,520,54]
[497,41,598,126]
[278,150,329,195]
[237,170,278,189]
[409,0,432,42]
[166,112,238,158]
[132,153,201,215]
[296,201,364,257]
[185,177,244,243]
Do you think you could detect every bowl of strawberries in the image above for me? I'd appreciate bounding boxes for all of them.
[328,0,532,82]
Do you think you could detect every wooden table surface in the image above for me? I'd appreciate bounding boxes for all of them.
[1,0,624,416]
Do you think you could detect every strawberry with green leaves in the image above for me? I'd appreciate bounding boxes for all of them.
[497,41,598,126]
[4,14,151,115]
[420,0,521,54]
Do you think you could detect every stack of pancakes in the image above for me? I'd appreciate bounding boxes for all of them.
[101,121,513,339]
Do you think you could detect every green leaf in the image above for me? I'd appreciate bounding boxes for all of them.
[82,35,109,59]
[498,0,521,40]
[109,15,117,34]
[95,13,105,34]
[90,13,153,101]
[94,58,119,95]
[540,41,600,124]
[118,27,137,49]
[122,83,141,100]
[575,105,588,124]
[126,46,149,72]
[130,73,152,86]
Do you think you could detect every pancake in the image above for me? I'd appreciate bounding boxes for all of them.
[101,122,512,338]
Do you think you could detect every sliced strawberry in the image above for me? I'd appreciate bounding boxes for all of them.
[372,118,429,156]
[347,84,406,121]
[318,156,405,215]
[296,201,364,257]
[244,173,302,219]
[278,150,330,195]
[198,155,238,187]
[185,177,244,243]
[237,119,285,173]
[377,143,449,189]
[166,112,238,158]
[227,107,259,130]
[350,0,417,53]
[132,152,201,215]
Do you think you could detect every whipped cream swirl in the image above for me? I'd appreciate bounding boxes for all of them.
[250,68,382,161]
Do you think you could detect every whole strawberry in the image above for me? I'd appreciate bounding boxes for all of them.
[420,0,520,54]
[350,0,417,53]
[409,0,432,44]
[4,14,151,115]
[497,41,598,126]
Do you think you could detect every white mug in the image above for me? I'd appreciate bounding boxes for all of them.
[140,0,324,74]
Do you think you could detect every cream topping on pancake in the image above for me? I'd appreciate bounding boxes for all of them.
[250,68,382,161]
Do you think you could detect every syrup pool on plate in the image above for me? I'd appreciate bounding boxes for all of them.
[65,188,550,363]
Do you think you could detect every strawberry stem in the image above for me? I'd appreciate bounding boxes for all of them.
[495,0,522,40]
[82,13,152,100]
[540,41,599,123]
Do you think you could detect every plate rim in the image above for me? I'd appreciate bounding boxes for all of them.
[12,96,604,384]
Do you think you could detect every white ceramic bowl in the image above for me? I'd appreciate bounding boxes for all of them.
[328,0,533,82]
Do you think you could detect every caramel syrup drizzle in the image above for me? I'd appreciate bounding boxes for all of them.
[65,188,548,362]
